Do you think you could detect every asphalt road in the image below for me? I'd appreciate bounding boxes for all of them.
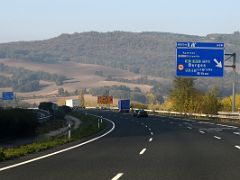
[1,110,240,180]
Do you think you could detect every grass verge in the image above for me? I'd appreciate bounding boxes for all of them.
[0,112,106,162]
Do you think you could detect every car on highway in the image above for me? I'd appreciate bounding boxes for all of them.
[132,109,140,117]
[137,110,148,118]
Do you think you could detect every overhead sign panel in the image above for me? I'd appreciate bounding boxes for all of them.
[2,92,14,100]
[97,96,113,104]
[176,42,224,77]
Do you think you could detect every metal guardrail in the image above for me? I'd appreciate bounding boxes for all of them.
[85,107,240,120]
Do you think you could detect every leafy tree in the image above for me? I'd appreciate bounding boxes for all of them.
[170,77,199,112]
[200,87,222,114]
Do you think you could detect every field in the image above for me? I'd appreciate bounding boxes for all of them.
[0,59,163,105]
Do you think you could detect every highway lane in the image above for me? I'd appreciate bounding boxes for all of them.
[1,110,240,180]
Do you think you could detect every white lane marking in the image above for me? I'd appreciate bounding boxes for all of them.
[233,132,240,135]
[145,125,148,128]
[214,136,222,140]
[0,115,115,172]
[187,127,192,130]
[112,173,124,180]
[139,148,147,155]
[199,130,205,134]
[149,138,153,142]
[217,124,238,129]
[234,145,240,150]
[198,121,215,125]
[148,128,151,131]
[151,132,154,135]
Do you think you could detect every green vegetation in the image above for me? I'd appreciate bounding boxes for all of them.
[0,112,106,161]
[0,108,38,139]
[168,77,221,114]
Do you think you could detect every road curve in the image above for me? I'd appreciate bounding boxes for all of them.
[1,110,240,180]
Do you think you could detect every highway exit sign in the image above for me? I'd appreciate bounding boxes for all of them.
[176,42,224,77]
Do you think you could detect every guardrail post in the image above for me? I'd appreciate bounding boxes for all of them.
[68,122,71,141]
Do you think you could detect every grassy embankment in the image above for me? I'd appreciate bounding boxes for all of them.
[0,112,106,161]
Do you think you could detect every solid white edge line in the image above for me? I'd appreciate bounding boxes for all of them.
[149,138,153,142]
[139,148,147,155]
[234,145,240,150]
[0,114,115,172]
[214,136,222,140]
[111,173,124,180]
[217,124,238,129]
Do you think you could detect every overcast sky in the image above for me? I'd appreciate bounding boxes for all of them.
[0,0,239,43]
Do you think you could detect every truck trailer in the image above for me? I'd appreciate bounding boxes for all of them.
[118,99,130,113]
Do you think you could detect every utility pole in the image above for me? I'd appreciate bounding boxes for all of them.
[224,53,237,112]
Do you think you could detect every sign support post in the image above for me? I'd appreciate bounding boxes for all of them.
[225,53,237,112]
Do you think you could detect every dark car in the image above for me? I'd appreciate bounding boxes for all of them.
[133,109,140,117]
[137,110,148,118]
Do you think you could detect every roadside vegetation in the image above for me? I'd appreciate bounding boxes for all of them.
[0,110,106,162]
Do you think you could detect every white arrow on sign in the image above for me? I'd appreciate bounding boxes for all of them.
[214,58,222,68]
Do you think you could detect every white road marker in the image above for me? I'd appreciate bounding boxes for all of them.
[199,130,205,134]
[0,114,116,172]
[149,138,153,142]
[233,132,240,135]
[151,132,154,135]
[148,128,151,131]
[139,148,147,155]
[234,145,240,150]
[112,173,124,180]
[145,125,148,128]
[217,124,238,129]
[187,127,192,130]
[214,136,222,140]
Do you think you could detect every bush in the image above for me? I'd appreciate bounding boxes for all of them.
[0,108,38,139]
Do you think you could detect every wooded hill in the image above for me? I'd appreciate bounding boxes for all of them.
[0,31,240,96]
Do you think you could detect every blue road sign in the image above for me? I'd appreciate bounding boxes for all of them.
[2,92,14,100]
[176,42,224,77]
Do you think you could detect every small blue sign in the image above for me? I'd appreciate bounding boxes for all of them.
[176,42,224,77]
[2,92,14,100]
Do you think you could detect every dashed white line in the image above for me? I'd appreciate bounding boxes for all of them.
[148,128,151,131]
[233,132,240,135]
[187,127,192,130]
[151,132,154,135]
[214,136,222,140]
[199,130,205,134]
[149,138,153,142]
[112,173,124,180]
[139,148,147,155]
[234,145,240,150]
[145,125,148,128]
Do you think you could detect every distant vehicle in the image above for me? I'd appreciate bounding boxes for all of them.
[137,110,148,118]
[133,109,140,117]
[66,99,81,108]
[118,99,130,113]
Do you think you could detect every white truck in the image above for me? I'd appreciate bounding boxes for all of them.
[65,99,80,108]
